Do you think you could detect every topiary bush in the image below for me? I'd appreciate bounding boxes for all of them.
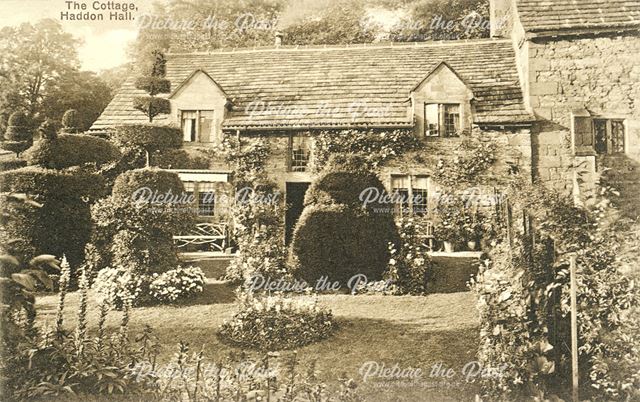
[290,155,399,286]
[218,292,335,351]
[60,109,81,134]
[111,166,185,199]
[0,159,27,171]
[0,167,106,270]
[1,111,33,157]
[111,124,182,166]
[151,148,210,169]
[23,134,121,169]
[37,119,58,140]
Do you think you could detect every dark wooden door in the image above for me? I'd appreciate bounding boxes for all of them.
[285,182,310,245]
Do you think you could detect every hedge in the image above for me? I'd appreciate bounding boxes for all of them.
[290,155,399,286]
[290,203,397,286]
[0,159,27,172]
[23,134,121,169]
[0,167,106,270]
[111,124,182,151]
[111,167,185,199]
[152,148,210,169]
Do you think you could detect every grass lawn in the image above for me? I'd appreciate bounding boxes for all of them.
[36,283,480,401]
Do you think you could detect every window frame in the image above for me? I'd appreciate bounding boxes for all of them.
[288,134,310,172]
[183,181,217,218]
[424,103,462,138]
[390,174,430,218]
[180,109,215,143]
[572,112,626,156]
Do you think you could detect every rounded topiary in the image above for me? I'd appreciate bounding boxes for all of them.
[1,111,33,157]
[38,119,58,140]
[60,109,81,134]
[111,167,185,200]
[290,154,399,286]
[111,124,182,166]
[23,134,121,169]
[0,166,106,269]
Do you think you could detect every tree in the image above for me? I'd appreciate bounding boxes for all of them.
[0,19,79,122]
[132,50,171,123]
[0,112,33,157]
[41,72,114,132]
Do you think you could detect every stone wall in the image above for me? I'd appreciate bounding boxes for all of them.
[523,33,640,203]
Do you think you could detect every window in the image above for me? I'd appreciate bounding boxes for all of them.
[183,181,216,217]
[197,183,215,217]
[425,103,461,137]
[181,110,214,143]
[391,175,429,218]
[573,113,625,155]
[289,135,310,172]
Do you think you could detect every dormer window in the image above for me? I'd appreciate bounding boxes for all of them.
[181,110,214,143]
[425,103,461,137]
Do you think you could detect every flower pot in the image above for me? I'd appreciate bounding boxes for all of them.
[467,240,477,251]
[443,241,455,253]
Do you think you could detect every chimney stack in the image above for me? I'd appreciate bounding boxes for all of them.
[489,0,512,38]
[275,31,283,47]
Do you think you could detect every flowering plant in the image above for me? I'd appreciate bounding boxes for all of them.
[218,291,335,351]
[385,217,432,295]
[149,266,205,303]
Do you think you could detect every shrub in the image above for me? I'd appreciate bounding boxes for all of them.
[0,167,105,269]
[23,134,121,169]
[37,119,58,140]
[0,159,27,171]
[111,124,182,166]
[290,155,399,286]
[1,111,33,157]
[111,166,185,198]
[151,148,210,169]
[149,266,205,303]
[218,292,335,351]
[60,109,81,134]
[93,266,150,309]
[386,217,432,295]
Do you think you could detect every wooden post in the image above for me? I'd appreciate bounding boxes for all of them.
[570,255,579,402]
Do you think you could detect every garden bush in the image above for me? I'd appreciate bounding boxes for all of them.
[218,292,335,351]
[149,266,205,303]
[0,111,33,157]
[111,124,182,166]
[111,166,185,199]
[0,167,105,269]
[23,134,121,169]
[0,159,27,171]
[290,155,399,286]
[60,109,81,134]
[385,217,432,295]
[151,148,210,169]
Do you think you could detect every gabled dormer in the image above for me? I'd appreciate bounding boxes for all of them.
[411,62,474,138]
[169,69,230,145]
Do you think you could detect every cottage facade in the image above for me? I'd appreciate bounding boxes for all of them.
[92,0,640,244]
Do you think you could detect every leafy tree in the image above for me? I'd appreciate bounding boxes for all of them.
[41,72,113,132]
[0,19,79,122]
[132,51,171,122]
[0,112,33,157]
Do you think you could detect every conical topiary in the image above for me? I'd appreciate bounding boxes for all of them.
[0,111,33,157]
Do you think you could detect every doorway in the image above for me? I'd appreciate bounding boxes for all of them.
[285,182,310,245]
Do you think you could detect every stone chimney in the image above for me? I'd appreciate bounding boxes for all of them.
[275,31,283,47]
[489,0,513,38]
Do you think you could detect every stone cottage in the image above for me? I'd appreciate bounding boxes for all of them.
[91,0,640,243]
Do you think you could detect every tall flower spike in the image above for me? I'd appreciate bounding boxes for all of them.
[55,254,71,334]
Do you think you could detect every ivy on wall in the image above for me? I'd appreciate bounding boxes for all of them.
[220,135,270,186]
[310,128,422,173]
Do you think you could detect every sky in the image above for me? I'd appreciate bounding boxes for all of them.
[0,0,158,72]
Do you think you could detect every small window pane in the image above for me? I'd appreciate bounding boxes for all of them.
[594,119,608,154]
[425,104,440,136]
[611,120,625,154]
[290,135,309,172]
[444,104,460,137]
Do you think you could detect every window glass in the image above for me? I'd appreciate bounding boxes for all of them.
[443,104,460,137]
[199,111,214,143]
[413,176,429,216]
[290,135,310,172]
[182,111,197,142]
[425,104,439,136]
[611,120,625,154]
[197,182,215,217]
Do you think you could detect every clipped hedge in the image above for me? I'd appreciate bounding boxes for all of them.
[291,155,399,286]
[0,159,27,172]
[111,124,182,152]
[152,148,210,169]
[112,167,185,199]
[23,134,121,169]
[0,166,106,269]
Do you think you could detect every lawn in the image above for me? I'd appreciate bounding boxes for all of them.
[36,283,481,401]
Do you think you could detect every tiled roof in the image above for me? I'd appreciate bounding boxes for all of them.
[517,0,640,33]
[91,39,533,132]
